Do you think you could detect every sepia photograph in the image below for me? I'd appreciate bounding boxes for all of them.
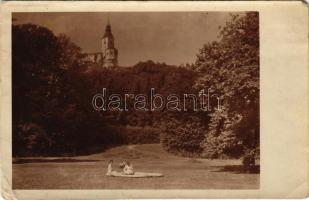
[11,11,260,190]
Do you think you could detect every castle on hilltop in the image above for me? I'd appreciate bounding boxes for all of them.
[83,20,118,68]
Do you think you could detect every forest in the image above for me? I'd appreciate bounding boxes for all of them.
[12,12,259,167]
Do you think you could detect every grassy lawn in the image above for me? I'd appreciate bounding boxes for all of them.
[13,144,259,189]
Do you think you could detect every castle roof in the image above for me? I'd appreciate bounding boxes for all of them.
[103,23,114,39]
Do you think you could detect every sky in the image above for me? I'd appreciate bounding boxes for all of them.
[13,12,236,66]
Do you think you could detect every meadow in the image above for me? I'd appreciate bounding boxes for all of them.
[13,144,259,189]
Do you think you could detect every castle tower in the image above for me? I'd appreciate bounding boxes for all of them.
[101,20,118,68]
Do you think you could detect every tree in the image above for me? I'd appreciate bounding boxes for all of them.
[194,12,259,165]
[12,24,97,156]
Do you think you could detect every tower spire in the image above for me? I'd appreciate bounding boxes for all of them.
[107,13,110,26]
[103,14,113,39]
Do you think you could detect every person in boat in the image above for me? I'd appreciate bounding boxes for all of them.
[123,161,134,175]
[106,160,115,176]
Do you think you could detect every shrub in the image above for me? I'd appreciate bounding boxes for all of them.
[125,125,160,144]
[109,125,160,144]
[242,149,257,167]
[13,122,52,156]
[160,116,205,157]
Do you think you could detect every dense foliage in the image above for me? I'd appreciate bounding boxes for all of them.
[13,12,259,167]
[194,12,259,161]
[155,12,259,163]
[12,24,107,156]
[12,24,195,156]
[160,114,206,157]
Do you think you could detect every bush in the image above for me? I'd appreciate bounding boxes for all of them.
[125,125,160,144]
[109,125,160,144]
[242,149,257,167]
[160,116,205,157]
[13,122,52,156]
